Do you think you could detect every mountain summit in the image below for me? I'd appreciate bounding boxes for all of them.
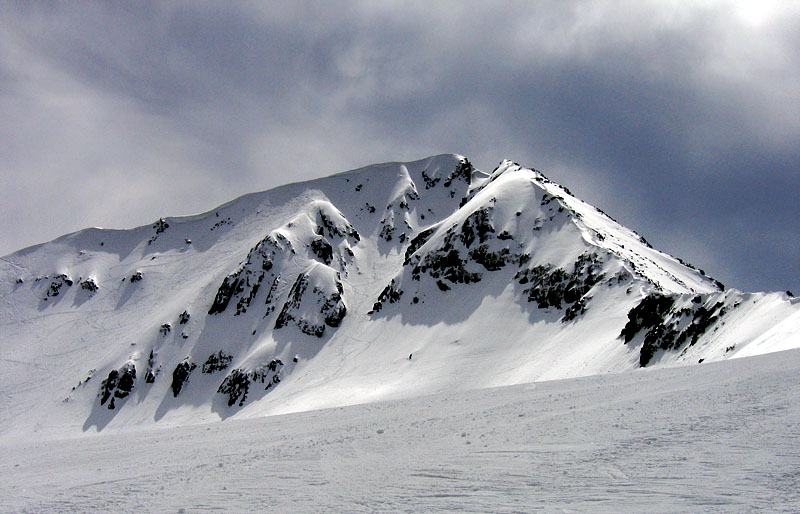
[1,154,797,437]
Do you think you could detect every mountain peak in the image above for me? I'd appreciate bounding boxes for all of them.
[0,155,797,437]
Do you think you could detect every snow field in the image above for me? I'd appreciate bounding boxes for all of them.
[2,348,799,512]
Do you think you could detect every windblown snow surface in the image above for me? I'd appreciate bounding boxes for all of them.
[2,350,799,512]
[1,154,799,511]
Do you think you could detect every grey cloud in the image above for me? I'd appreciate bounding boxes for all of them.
[0,0,797,293]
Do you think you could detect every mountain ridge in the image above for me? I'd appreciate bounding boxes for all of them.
[1,154,797,438]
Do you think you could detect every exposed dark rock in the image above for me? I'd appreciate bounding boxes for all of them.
[442,158,473,188]
[130,271,143,283]
[421,169,440,189]
[322,291,347,328]
[263,274,281,316]
[469,244,512,271]
[153,218,169,234]
[209,233,282,315]
[379,223,395,242]
[234,271,264,315]
[459,207,494,249]
[202,351,234,374]
[210,217,233,230]
[404,228,435,265]
[99,370,118,406]
[171,360,196,397]
[211,205,356,318]
[317,208,360,242]
[159,323,171,336]
[217,369,250,407]
[310,238,333,265]
[621,293,728,366]
[620,294,675,344]
[515,252,604,320]
[414,245,482,286]
[72,369,96,391]
[99,363,136,409]
[217,359,284,407]
[116,366,135,397]
[178,311,190,324]
[275,272,347,337]
[274,273,310,331]
[144,350,157,384]
[563,297,588,321]
[45,274,73,298]
[371,280,403,312]
[209,275,245,315]
[80,278,98,293]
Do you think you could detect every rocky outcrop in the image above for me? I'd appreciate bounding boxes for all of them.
[45,274,73,299]
[208,233,282,316]
[80,278,98,293]
[217,359,284,407]
[147,217,170,245]
[202,351,234,374]
[99,363,136,409]
[515,252,605,321]
[622,293,735,366]
[274,269,346,337]
[144,350,158,383]
[208,201,358,319]
[171,360,196,397]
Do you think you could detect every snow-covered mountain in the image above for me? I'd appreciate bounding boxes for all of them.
[1,154,798,438]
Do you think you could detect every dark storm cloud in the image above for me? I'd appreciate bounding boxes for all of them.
[1,1,798,293]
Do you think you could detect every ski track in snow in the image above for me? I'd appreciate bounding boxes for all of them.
[2,349,799,513]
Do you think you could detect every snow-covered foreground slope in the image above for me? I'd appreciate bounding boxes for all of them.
[0,154,798,438]
[3,349,799,512]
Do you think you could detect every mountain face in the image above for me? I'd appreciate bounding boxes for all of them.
[1,154,798,437]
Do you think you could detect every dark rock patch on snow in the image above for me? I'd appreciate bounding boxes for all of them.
[171,360,197,397]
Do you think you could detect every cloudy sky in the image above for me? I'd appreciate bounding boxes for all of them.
[1,1,798,293]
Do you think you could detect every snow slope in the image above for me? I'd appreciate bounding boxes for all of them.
[2,348,799,512]
[0,154,798,438]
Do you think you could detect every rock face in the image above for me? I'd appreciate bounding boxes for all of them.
[171,361,196,397]
[515,252,605,321]
[274,268,346,337]
[622,292,735,366]
[99,363,136,409]
[45,274,73,299]
[202,351,233,374]
[208,200,359,322]
[217,359,284,407]
[373,184,608,324]
[80,278,98,293]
